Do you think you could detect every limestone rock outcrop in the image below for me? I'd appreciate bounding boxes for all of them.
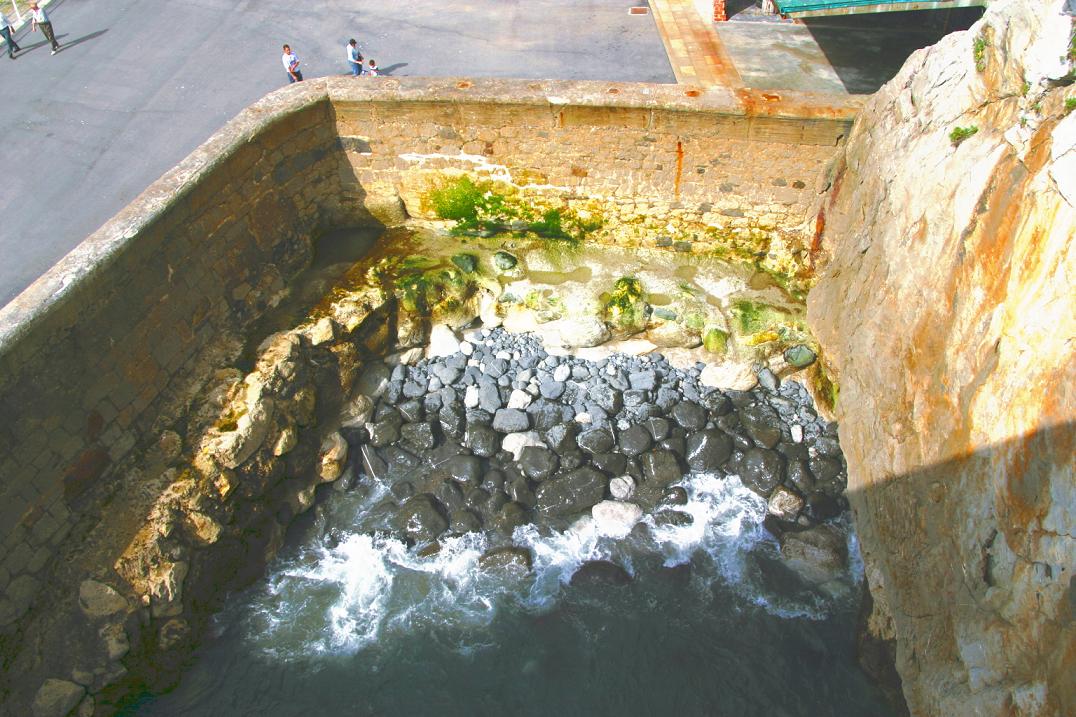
[808,1,1075,714]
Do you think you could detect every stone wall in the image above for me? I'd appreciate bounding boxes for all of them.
[808,1,1074,714]
[0,77,857,713]
[0,83,354,631]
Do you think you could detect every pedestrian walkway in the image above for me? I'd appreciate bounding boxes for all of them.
[648,0,743,87]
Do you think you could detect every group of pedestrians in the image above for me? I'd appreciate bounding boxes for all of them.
[1,2,61,60]
[281,39,379,84]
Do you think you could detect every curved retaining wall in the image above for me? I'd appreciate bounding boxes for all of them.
[0,77,858,708]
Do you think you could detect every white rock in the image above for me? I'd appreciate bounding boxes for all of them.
[507,389,533,410]
[501,431,544,461]
[609,475,636,501]
[307,316,335,346]
[459,340,475,356]
[557,316,611,348]
[495,350,512,361]
[768,487,805,520]
[479,292,502,328]
[340,395,375,428]
[700,361,757,391]
[78,580,127,619]
[464,385,480,408]
[427,324,461,358]
[591,501,644,538]
[790,424,804,444]
[318,432,349,482]
[575,412,592,424]
[552,364,571,382]
[517,368,534,383]
[32,679,85,717]
[385,347,424,366]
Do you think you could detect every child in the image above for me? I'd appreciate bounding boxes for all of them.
[366,59,379,77]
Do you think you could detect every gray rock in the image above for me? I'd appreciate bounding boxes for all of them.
[544,423,579,454]
[640,450,682,486]
[590,452,627,476]
[400,421,437,450]
[737,447,784,498]
[644,417,671,441]
[783,345,817,369]
[661,485,689,505]
[438,455,484,486]
[629,370,657,391]
[478,380,502,412]
[449,509,483,533]
[507,476,537,507]
[492,408,530,433]
[492,251,519,271]
[535,467,608,516]
[617,424,652,457]
[570,560,632,587]
[787,459,815,493]
[738,403,783,448]
[685,430,733,472]
[479,545,532,572]
[591,383,623,413]
[671,401,707,430]
[577,427,615,455]
[539,379,566,400]
[609,475,636,500]
[464,424,500,457]
[32,679,85,717]
[489,501,528,533]
[808,455,842,483]
[757,368,779,392]
[432,364,462,386]
[519,446,559,481]
[78,580,127,619]
[367,417,401,447]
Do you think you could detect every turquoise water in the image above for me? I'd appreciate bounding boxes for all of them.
[134,472,894,717]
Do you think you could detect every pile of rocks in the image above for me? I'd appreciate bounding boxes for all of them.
[337,327,848,548]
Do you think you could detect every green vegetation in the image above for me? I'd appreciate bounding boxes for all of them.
[703,328,729,356]
[426,176,603,244]
[1065,97,1076,115]
[450,253,478,273]
[1021,80,1031,96]
[602,277,649,333]
[949,126,979,146]
[973,34,989,73]
[368,254,478,317]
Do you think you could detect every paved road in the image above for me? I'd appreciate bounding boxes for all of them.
[0,0,674,308]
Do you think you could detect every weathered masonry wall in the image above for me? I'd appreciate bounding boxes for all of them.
[0,78,858,636]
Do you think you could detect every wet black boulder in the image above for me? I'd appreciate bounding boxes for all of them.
[535,467,608,516]
[738,404,783,449]
[570,560,632,587]
[393,494,448,545]
[519,446,559,481]
[684,430,733,472]
[640,450,682,486]
[737,447,784,498]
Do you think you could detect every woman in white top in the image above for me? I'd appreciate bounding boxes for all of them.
[1,12,22,60]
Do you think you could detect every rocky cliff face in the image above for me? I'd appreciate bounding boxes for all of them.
[808,1,1075,715]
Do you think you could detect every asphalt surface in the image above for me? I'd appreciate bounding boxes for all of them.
[0,0,674,308]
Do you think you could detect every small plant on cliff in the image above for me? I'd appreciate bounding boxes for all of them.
[949,125,979,146]
[973,34,989,72]
[1065,97,1076,116]
[602,277,650,333]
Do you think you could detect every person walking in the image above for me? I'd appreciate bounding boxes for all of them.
[346,38,363,77]
[282,44,302,83]
[1,11,21,59]
[29,2,60,55]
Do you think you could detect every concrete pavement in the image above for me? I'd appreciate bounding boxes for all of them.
[0,0,674,308]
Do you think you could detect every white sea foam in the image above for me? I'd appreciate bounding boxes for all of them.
[234,472,858,659]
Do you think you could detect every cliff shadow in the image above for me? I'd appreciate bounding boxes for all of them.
[803,8,984,94]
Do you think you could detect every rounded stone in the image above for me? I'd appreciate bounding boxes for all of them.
[609,475,636,500]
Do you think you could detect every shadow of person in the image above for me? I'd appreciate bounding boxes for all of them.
[378,62,408,76]
[53,28,109,54]
[13,32,69,55]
